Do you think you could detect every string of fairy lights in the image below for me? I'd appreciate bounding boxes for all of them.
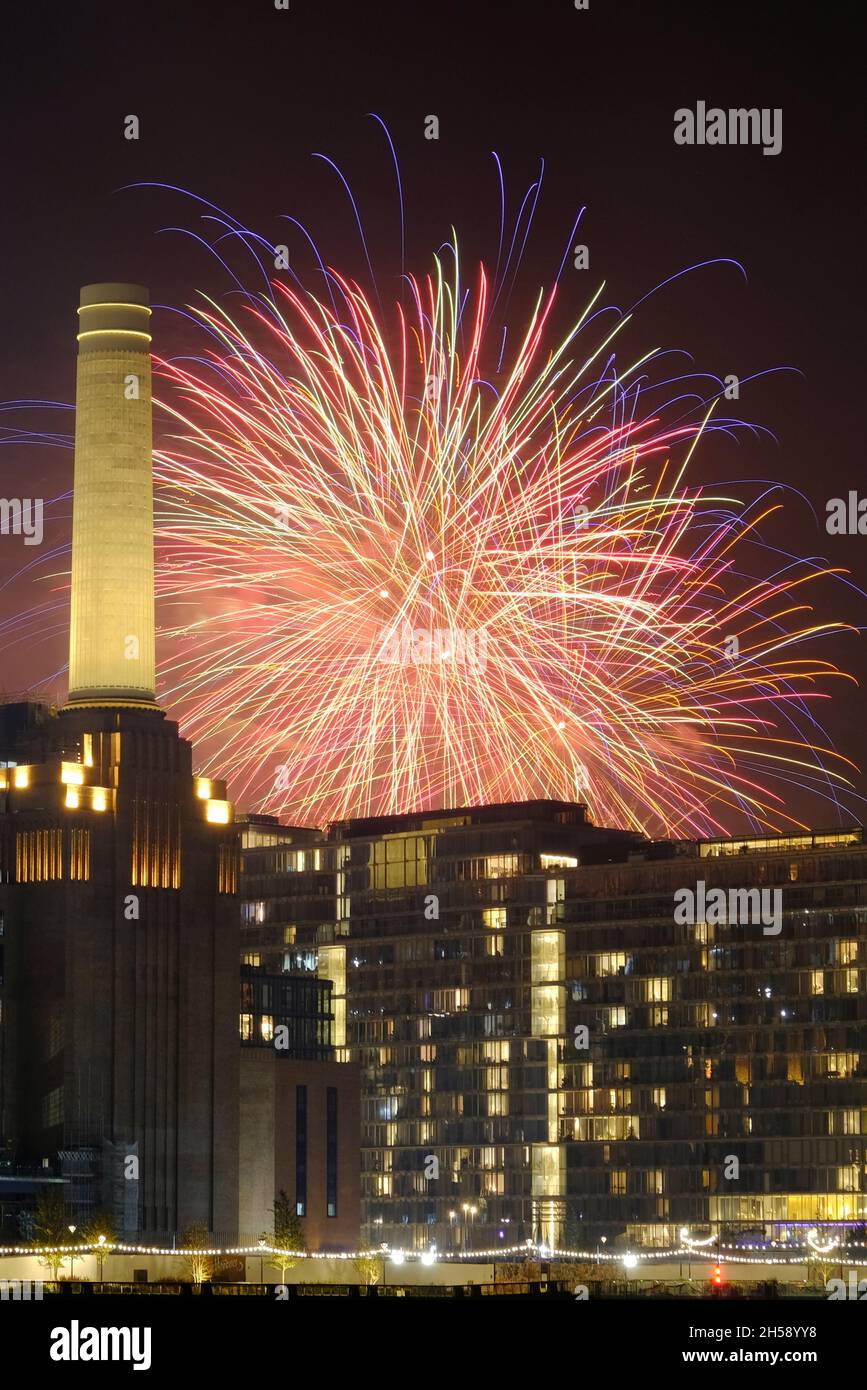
[1,1229,863,1268]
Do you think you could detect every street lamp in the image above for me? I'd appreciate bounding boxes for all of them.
[68,1225,77,1281]
[96,1234,106,1283]
[257,1237,266,1285]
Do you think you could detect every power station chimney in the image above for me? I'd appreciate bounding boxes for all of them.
[67,283,157,707]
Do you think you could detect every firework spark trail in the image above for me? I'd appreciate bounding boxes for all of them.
[150,237,857,836]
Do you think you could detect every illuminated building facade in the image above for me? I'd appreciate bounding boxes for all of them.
[0,286,240,1238]
[236,816,360,1250]
[240,804,867,1252]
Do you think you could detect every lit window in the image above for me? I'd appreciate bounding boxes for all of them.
[205,799,231,824]
[482,907,507,930]
[239,1013,253,1041]
[13,766,29,789]
[61,763,84,786]
[484,854,518,877]
[65,787,80,809]
[594,953,627,977]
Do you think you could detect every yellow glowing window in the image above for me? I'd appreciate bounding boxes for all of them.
[13,766,29,788]
[195,778,212,800]
[92,789,107,812]
[839,940,859,965]
[205,798,231,824]
[638,976,672,1002]
[595,952,627,977]
[83,734,94,767]
[239,1013,253,1041]
[827,1052,856,1078]
[486,1065,508,1091]
[61,762,84,786]
[484,854,518,877]
[65,787,80,809]
[811,970,825,996]
[260,1015,274,1042]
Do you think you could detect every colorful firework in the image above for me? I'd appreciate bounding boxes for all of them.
[150,196,857,836]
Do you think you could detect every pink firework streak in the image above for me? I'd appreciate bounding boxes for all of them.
[151,247,856,836]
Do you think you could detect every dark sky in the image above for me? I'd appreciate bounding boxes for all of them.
[1,0,864,828]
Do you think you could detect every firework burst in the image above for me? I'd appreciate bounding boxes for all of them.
[151,219,855,836]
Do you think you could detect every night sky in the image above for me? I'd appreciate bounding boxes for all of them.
[1,0,864,830]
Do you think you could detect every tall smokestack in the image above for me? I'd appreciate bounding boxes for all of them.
[67,283,157,706]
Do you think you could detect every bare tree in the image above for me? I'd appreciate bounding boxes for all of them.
[263,1190,307,1282]
[31,1189,68,1281]
[179,1223,214,1286]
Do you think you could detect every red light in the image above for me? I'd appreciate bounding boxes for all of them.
[713,1265,723,1286]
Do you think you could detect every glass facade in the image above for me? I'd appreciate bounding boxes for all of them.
[239,966,334,1060]
[240,805,866,1253]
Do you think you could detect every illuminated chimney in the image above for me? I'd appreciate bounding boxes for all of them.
[67,283,157,706]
